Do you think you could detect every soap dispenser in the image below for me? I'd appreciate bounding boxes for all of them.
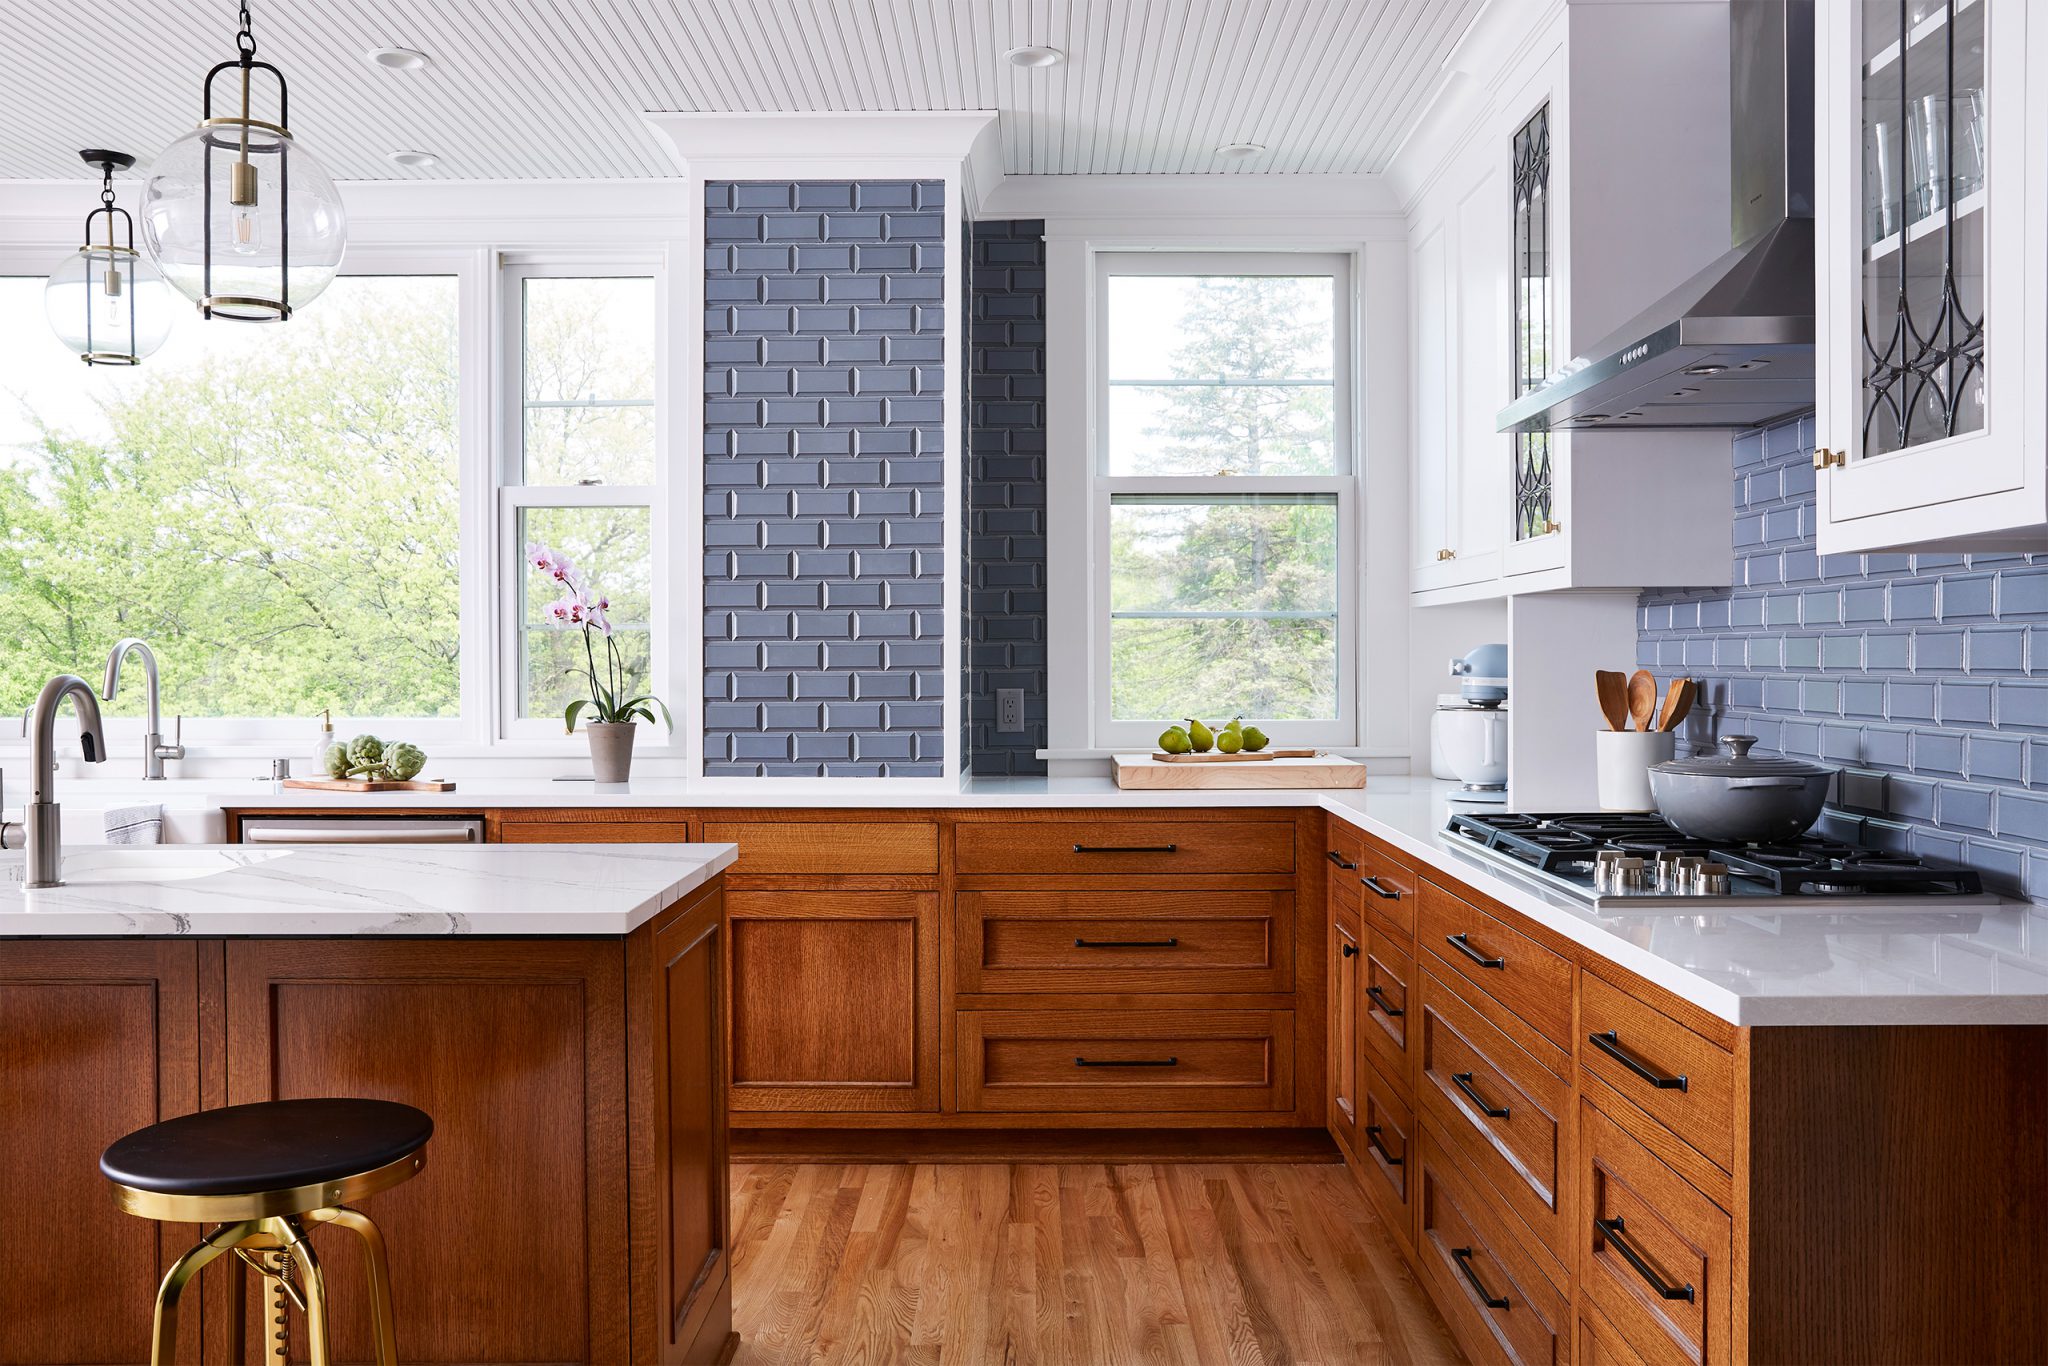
[312,709,335,771]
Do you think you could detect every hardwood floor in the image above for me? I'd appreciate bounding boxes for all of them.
[729,1161,1462,1365]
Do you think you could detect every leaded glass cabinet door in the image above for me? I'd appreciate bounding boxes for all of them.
[1817,0,2043,542]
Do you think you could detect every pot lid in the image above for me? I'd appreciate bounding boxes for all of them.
[1652,734,1833,778]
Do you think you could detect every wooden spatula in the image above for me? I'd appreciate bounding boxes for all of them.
[1653,678,1688,732]
[1595,671,1630,731]
[1660,679,1699,734]
[1627,670,1658,732]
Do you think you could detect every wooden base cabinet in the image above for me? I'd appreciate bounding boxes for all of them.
[1330,862,2048,1366]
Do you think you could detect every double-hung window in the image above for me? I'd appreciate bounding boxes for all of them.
[1093,252,1355,748]
[497,264,664,738]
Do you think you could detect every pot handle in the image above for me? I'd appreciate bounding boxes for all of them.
[1723,776,1807,789]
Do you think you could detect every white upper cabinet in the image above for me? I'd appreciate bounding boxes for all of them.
[1815,0,2048,551]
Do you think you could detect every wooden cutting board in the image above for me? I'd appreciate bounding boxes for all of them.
[1113,753,1366,790]
[281,777,459,793]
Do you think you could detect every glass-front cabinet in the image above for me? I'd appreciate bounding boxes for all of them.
[1815,0,2046,551]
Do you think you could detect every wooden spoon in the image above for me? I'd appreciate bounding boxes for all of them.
[1627,670,1658,732]
[1661,679,1699,735]
[1595,671,1630,731]
[1653,678,1688,733]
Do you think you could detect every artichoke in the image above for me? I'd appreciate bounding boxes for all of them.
[323,743,353,779]
[346,734,385,767]
[383,742,427,781]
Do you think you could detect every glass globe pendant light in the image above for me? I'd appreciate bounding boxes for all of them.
[44,150,177,365]
[140,1,346,321]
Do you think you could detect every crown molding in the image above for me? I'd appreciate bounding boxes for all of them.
[980,173,1401,226]
[646,110,999,185]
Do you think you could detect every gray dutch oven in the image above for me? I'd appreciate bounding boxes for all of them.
[1647,735,1837,844]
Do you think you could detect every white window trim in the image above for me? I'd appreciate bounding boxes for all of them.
[1085,249,1361,751]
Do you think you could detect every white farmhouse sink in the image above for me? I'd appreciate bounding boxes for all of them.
[44,848,288,884]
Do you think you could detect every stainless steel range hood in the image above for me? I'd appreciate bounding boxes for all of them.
[1499,0,1815,434]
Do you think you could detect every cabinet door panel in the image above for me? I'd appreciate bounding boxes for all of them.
[1413,216,1455,581]
[0,942,201,1366]
[1329,911,1363,1155]
[223,939,630,1363]
[727,890,939,1112]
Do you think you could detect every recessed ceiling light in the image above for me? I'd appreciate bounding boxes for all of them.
[387,149,438,169]
[1216,142,1266,159]
[1004,45,1065,68]
[367,46,431,71]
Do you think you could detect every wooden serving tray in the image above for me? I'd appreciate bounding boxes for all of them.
[281,777,458,793]
[1113,753,1366,790]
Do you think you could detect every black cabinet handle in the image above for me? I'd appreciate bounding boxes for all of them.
[1075,937,1179,948]
[1595,1216,1696,1303]
[1361,876,1402,900]
[1451,1247,1510,1310]
[1366,984,1403,1017]
[1072,843,1177,854]
[1451,1071,1510,1119]
[1364,1124,1404,1167]
[1075,1056,1178,1067]
[1588,1031,1689,1092]
[1341,942,1359,958]
[1327,850,1357,870]
[1446,932,1505,969]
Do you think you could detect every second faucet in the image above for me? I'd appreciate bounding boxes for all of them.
[102,638,185,780]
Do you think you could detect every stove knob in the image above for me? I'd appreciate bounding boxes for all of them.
[1653,851,1686,893]
[1675,855,1705,894]
[1615,857,1648,892]
[1594,850,1625,893]
[1698,862,1731,895]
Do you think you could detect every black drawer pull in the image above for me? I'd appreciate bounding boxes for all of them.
[1451,1247,1510,1310]
[1446,932,1505,969]
[1364,1124,1404,1167]
[1326,850,1357,870]
[1073,843,1177,854]
[1075,1056,1178,1067]
[1588,1030,1689,1092]
[1075,937,1179,949]
[1366,984,1403,1017]
[1361,876,1402,900]
[1341,942,1359,958]
[1595,1215,1696,1303]
[1451,1071,1510,1119]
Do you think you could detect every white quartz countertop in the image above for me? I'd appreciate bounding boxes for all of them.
[0,842,735,937]
[9,773,2048,1025]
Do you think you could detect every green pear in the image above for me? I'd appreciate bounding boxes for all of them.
[1241,725,1270,752]
[1184,717,1215,753]
[1158,725,1192,754]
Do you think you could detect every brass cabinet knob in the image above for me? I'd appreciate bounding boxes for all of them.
[1812,446,1846,470]
[1543,519,1562,535]
[1436,548,1457,561]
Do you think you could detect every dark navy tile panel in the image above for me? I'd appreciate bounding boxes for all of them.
[703,180,946,777]
[1641,413,2048,899]
[962,220,1048,775]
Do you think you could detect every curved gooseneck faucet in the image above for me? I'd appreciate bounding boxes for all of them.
[102,637,184,780]
[25,674,108,888]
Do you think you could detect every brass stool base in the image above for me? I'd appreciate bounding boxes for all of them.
[111,1146,423,1366]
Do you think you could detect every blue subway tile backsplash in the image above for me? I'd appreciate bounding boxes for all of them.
[960,220,1047,775]
[1639,413,2048,898]
[703,180,946,777]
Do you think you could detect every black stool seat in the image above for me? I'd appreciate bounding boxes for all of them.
[101,1098,433,1197]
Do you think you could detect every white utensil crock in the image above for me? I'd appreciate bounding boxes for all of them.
[1596,729,1677,811]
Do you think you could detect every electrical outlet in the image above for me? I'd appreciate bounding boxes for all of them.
[996,688,1025,733]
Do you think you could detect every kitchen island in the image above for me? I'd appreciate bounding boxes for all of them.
[0,842,737,1366]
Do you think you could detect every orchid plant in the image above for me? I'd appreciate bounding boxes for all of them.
[527,542,672,734]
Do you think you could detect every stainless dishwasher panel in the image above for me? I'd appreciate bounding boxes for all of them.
[238,816,486,845]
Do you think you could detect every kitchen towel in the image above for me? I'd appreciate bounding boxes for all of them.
[103,804,164,845]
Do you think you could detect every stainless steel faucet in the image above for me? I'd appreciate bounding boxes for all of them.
[102,638,184,780]
[24,674,108,888]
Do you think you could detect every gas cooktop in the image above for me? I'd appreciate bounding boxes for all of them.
[1440,811,1998,912]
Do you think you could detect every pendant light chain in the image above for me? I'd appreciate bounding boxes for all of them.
[237,1,257,58]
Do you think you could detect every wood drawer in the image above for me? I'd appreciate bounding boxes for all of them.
[956,890,1294,993]
[1418,1123,1570,1366]
[956,1009,1292,1114]
[1580,1100,1733,1366]
[1580,1302,1653,1366]
[1356,837,1418,938]
[953,819,1295,876]
[1419,969,1571,1280]
[703,820,937,875]
[1420,879,1573,1046]
[1325,821,1365,919]
[496,812,687,843]
[1362,929,1413,1081]
[1580,972,1735,1173]
[1359,1058,1415,1226]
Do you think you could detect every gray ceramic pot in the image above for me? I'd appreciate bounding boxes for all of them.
[1647,735,1836,844]
[585,721,638,784]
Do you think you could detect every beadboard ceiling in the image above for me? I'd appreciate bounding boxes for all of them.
[3,0,1485,182]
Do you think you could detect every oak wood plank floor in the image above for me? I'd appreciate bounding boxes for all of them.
[729,1162,1463,1366]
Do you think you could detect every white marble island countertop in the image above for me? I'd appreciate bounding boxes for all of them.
[0,843,736,936]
